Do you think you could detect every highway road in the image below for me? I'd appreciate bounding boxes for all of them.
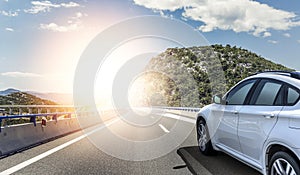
[0,109,261,175]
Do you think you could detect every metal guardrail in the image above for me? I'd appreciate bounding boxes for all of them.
[0,105,74,116]
[0,105,75,132]
[0,105,201,132]
[0,105,74,108]
[0,112,73,132]
[155,106,201,112]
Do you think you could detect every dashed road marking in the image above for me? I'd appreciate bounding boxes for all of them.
[159,124,170,133]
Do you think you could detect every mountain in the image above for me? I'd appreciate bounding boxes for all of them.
[0,92,57,105]
[0,88,72,105]
[26,92,73,105]
[144,44,293,107]
[0,88,20,96]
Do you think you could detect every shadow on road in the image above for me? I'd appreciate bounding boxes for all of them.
[177,146,261,175]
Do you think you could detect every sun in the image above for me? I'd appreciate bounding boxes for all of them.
[93,33,183,110]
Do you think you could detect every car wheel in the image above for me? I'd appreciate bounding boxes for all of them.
[197,119,215,155]
[269,151,300,175]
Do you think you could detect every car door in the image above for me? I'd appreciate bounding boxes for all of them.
[214,79,257,153]
[238,79,284,164]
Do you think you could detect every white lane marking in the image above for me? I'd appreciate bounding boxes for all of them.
[162,113,196,124]
[158,124,170,133]
[0,118,119,175]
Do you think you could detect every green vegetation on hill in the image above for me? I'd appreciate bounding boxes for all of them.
[212,44,293,88]
[144,44,293,107]
[0,92,57,105]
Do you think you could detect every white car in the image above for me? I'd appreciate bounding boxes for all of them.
[197,71,300,175]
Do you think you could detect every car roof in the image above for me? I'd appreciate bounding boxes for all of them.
[246,71,300,88]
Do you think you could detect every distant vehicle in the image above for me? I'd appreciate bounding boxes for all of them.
[197,71,300,175]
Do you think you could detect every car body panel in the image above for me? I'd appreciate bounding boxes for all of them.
[238,106,282,164]
[214,105,242,152]
[215,142,264,173]
[197,72,300,175]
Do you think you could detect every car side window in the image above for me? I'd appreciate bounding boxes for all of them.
[253,81,282,106]
[287,87,300,105]
[226,79,256,105]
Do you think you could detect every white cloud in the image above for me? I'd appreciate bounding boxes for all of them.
[76,12,82,18]
[61,2,80,8]
[263,32,271,38]
[283,33,291,38]
[40,12,83,32]
[0,72,42,78]
[297,40,300,44]
[40,22,79,32]
[134,0,187,11]
[31,0,60,7]
[0,10,18,17]
[133,0,300,36]
[268,40,278,44]
[71,12,84,20]
[5,27,14,32]
[24,1,57,14]
[24,1,80,14]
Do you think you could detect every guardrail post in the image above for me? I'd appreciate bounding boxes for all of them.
[41,117,46,127]
[9,108,12,115]
[0,119,2,132]
[30,116,36,126]
[47,108,50,114]
[52,114,57,123]
[38,108,42,114]
[19,108,22,115]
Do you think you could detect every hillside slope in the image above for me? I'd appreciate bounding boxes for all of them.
[0,92,57,105]
[144,44,292,107]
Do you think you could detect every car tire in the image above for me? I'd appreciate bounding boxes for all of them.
[269,151,300,175]
[197,119,216,155]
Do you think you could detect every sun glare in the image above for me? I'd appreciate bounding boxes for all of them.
[94,37,181,109]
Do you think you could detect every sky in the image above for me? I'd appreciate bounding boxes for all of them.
[1,0,300,93]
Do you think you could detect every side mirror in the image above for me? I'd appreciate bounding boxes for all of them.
[212,94,223,104]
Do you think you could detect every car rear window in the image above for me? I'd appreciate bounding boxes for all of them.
[254,82,282,106]
[287,87,300,105]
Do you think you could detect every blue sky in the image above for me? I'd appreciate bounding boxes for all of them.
[1,0,300,93]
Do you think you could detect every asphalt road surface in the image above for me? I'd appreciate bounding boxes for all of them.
[0,109,261,175]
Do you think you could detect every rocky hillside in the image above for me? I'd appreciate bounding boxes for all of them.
[144,44,292,107]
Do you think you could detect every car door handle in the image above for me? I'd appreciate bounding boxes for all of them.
[233,111,239,115]
[263,114,275,119]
